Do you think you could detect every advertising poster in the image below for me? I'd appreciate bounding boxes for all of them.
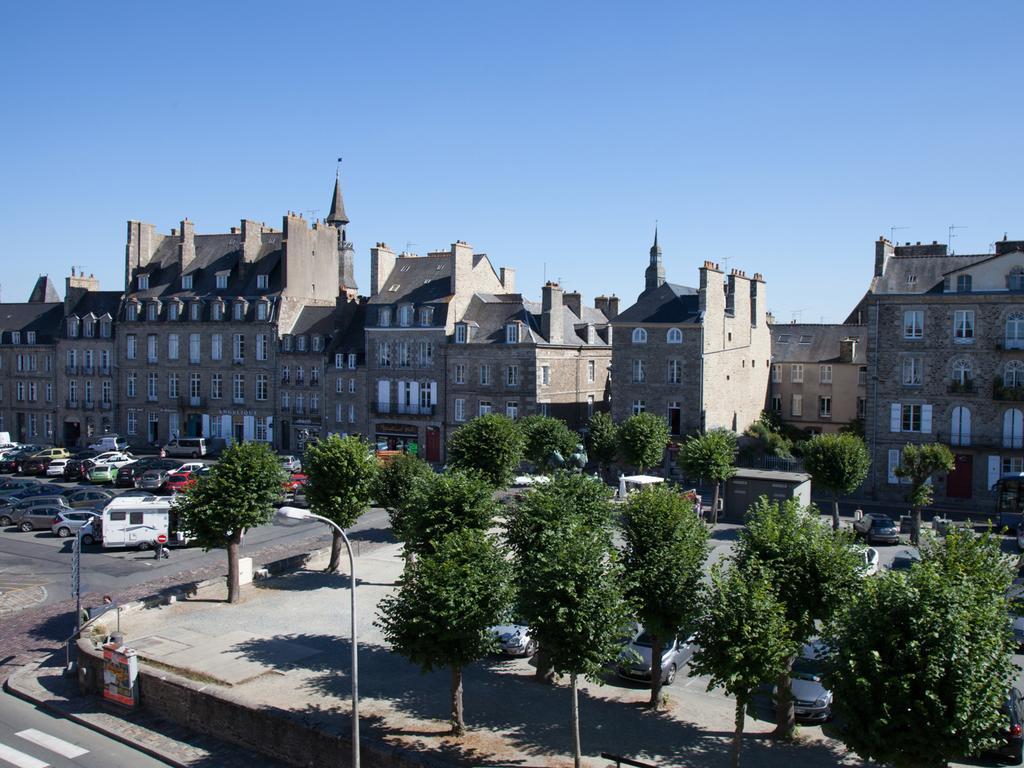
[102,643,138,707]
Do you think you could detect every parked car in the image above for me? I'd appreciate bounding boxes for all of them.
[79,518,100,545]
[63,458,96,482]
[0,446,45,474]
[279,455,302,473]
[116,457,175,488]
[853,514,901,545]
[284,473,307,493]
[137,469,172,493]
[889,549,922,572]
[88,463,121,484]
[857,545,880,577]
[165,472,195,494]
[0,485,58,517]
[490,616,536,657]
[784,641,833,723]
[980,686,1024,764]
[0,477,40,495]
[8,498,72,531]
[45,458,69,477]
[61,487,115,510]
[162,437,207,458]
[30,447,70,462]
[92,451,133,465]
[88,436,129,453]
[616,627,695,685]
[51,510,100,538]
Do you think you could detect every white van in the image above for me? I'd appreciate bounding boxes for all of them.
[162,437,207,458]
[89,435,129,452]
[99,496,190,550]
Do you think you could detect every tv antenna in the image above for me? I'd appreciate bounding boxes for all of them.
[405,241,417,255]
[791,308,806,323]
[305,209,319,221]
[948,224,967,255]
[890,225,909,242]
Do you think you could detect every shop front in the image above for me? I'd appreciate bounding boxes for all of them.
[374,422,420,457]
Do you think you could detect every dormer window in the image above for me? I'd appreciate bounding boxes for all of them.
[126,303,139,321]
[137,274,149,290]
[11,332,20,344]
[167,302,179,321]
[181,274,193,290]
[957,274,972,292]
[100,318,112,338]
[282,335,292,352]
[379,308,391,328]
[256,301,268,321]
[67,317,80,338]
[189,300,202,321]
[399,305,413,327]
[257,274,269,290]
[632,328,647,344]
[312,335,323,352]
[146,302,159,321]
[215,273,229,290]
[211,302,223,321]
[419,307,433,327]
[455,323,468,344]
[297,335,307,352]
[233,301,246,321]
[1010,267,1024,292]
[506,323,520,344]
[83,317,95,337]
[26,331,36,345]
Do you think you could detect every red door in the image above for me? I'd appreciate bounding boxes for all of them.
[425,427,440,463]
[946,454,973,499]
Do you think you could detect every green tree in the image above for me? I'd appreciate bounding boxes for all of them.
[175,442,284,603]
[895,442,955,545]
[801,432,870,530]
[621,483,709,709]
[447,413,525,487]
[585,411,619,479]
[302,435,379,572]
[375,527,512,735]
[374,452,433,542]
[617,412,670,473]
[677,428,737,525]
[734,497,863,739]
[516,513,631,768]
[402,470,499,556]
[691,561,795,768]
[825,528,1017,767]
[519,414,578,472]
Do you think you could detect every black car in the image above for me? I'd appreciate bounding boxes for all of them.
[852,514,901,545]
[982,686,1024,764]
[21,457,52,476]
[0,447,45,474]
[116,457,178,488]
[63,457,96,482]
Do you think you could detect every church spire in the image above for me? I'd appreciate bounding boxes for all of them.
[326,161,350,228]
[644,226,665,291]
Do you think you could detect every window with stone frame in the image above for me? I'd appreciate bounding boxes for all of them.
[951,359,973,388]
[506,365,519,387]
[953,310,975,342]
[587,359,595,383]
[903,310,924,339]
[957,274,972,292]
[631,400,646,415]
[668,359,681,384]
[632,359,645,383]
[455,364,466,384]
[1010,267,1024,292]
[901,403,922,432]
[1006,312,1024,349]
[666,327,682,344]
[902,357,923,386]
[790,364,803,383]
[819,365,832,384]
[632,328,647,344]
[1005,361,1024,389]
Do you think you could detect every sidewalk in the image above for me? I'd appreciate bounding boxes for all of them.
[56,540,863,768]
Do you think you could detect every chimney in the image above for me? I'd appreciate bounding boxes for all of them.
[840,337,858,363]
[874,237,894,276]
[65,272,100,313]
[370,242,396,297]
[699,261,724,315]
[563,290,582,318]
[179,219,196,271]
[125,220,158,289]
[500,266,516,293]
[541,282,564,345]
[242,219,263,264]
[450,240,474,296]
[606,295,620,319]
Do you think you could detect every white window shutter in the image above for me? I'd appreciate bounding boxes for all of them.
[266,416,274,444]
[962,408,971,445]
[243,416,255,441]
[429,381,437,405]
[888,449,901,484]
[410,381,420,405]
[377,380,390,405]
[221,415,232,443]
[921,404,932,434]
[988,455,1002,490]
[201,414,210,438]
[890,403,901,432]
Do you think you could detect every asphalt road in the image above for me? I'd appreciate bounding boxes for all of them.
[0,474,390,614]
[0,690,167,768]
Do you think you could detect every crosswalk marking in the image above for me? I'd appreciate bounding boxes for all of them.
[0,742,49,768]
[16,729,88,759]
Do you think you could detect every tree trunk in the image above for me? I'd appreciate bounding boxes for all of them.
[226,531,242,604]
[534,647,555,683]
[832,492,841,531]
[570,673,582,768]
[648,634,664,709]
[327,528,343,573]
[710,482,720,525]
[773,655,796,740]
[911,504,922,546]
[450,664,465,736]
[732,695,746,768]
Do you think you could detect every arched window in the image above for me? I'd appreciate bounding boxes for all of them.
[950,406,971,447]
[1009,267,1024,291]
[1005,361,1024,389]
[666,327,682,344]
[1006,312,1024,350]
[1004,409,1024,449]
[952,359,972,387]
[632,328,647,344]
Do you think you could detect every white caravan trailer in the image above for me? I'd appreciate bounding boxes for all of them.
[99,496,190,550]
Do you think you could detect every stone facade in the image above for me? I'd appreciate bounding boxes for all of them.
[768,323,867,433]
[861,236,1024,511]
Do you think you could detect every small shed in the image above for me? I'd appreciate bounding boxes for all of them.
[724,468,812,520]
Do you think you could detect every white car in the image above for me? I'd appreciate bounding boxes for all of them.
[92,452,135,468]
[859,546,880,577]
[172,461,205,475]
[490,619,536,657]
[46,459,69,477]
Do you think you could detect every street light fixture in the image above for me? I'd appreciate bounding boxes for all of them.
[277,506,360,768]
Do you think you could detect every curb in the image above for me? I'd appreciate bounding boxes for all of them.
[3,663,190,768]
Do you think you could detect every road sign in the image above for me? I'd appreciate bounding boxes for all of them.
[156,533,168,544]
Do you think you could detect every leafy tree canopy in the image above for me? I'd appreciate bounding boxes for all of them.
[303,434,379,529]
[374,452,434,540]
[506,471,614,560]
[403,470,499,555]
[519,414,579,471]
[617,412,670,472]
[677,428,738,485]
[585,411,619,469]
[447,413,525,487]
[802,433,870,498]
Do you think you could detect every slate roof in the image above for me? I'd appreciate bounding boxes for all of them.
[66,291,121,319]
[872,253,989,294]
[326,177,349,226]
[461,293,610,346]
[0,302,64,344]
[287,305,336,338]
[325,299,367,360]
[614,282,701,324]
[28,276,61,304]
[771,324,867,365]
[366,255,453,327]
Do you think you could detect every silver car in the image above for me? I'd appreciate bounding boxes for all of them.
[11,501,71,532]
[51,510,100,538]
[786,641,833,722]
[2,495,71,528]
[616,628,695,685]
[490,620,536,657]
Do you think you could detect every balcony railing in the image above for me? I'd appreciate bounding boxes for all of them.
[397,403,434,416]
[82,366,94,375]
[185,396,205,408]
[309,407,320,416]
[65,365,77,375]
[83,400,95,410]
[66,399,78,408]
[99,367,111,376]
[993,382,1024,402]
[100,401,112,410]
[947,380,977,395]
[374,402,392,415]
[233,397,245,405]
[996,337,1024,351]
[147,395,159,402]
[295,377,306,387]
[147,356,159,364]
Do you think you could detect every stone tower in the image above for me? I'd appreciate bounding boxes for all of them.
[327,169,357,296]
[644,227,665,292]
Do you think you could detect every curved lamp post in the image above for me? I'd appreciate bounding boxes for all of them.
[277,506,359,768]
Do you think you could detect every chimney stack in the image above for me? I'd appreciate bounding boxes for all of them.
[563,290,582,318]
[500,267,516,293]
[370,242,396,297]
[541,282,564,345]
[840,337,858,363]
[179,219,196,272]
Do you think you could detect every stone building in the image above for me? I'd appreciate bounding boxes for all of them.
[365,240,610,463]
[859,236,1024,510]
[278,306,332,453]
[117,183,353,450]
[324,296,368,442]
[768,323,867,434]
[0,277,63,443]
[57,271,121,446]
[610,234,771,438]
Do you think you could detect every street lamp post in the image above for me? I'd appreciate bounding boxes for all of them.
[277,506,359,768]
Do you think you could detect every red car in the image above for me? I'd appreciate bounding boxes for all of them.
[165,472,196,494]
[284,473,307,493]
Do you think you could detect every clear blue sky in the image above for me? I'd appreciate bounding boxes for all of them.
[3,1,1021,323]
